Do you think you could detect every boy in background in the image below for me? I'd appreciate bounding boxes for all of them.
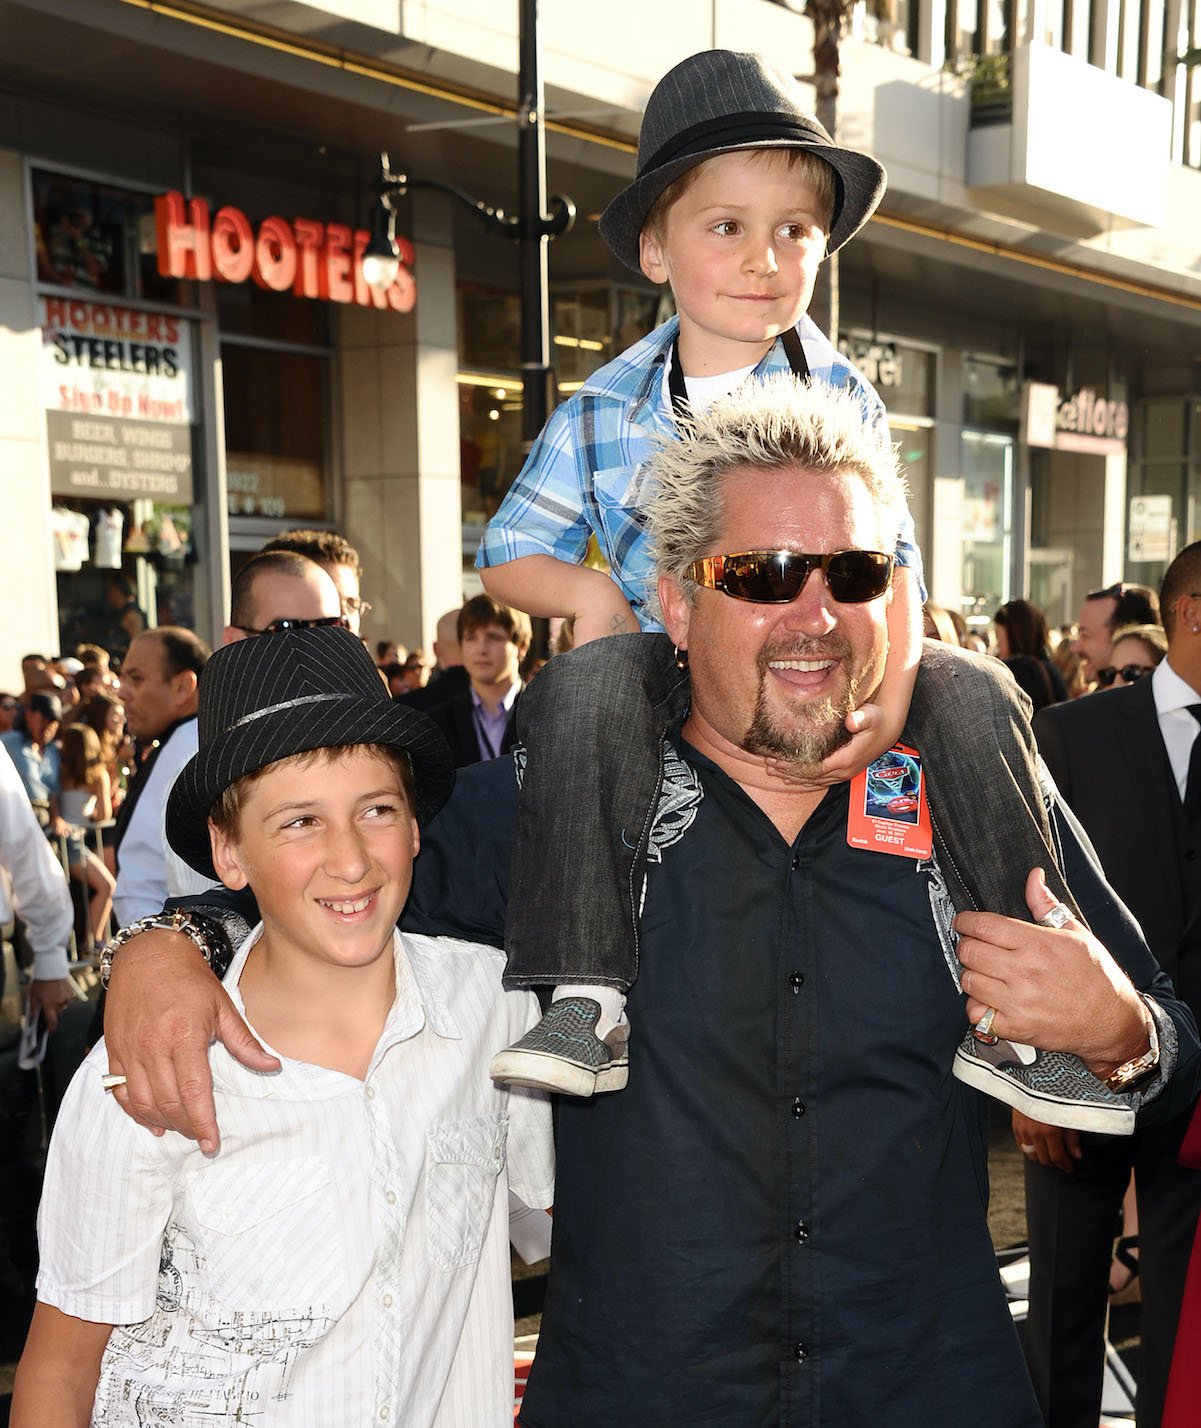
[14,627,553,1428]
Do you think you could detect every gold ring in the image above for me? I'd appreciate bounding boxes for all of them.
[100,1073,128,1092]
[974,1006,998,1039]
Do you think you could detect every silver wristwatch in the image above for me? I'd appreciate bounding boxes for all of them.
[99,910,218,989]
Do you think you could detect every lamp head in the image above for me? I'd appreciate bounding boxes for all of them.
[362,198,400,290]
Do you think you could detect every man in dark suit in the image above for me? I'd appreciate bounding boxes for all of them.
[430,594,530,767]
[1020,542,1201,1428]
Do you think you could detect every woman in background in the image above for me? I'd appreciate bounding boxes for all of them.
[57,723,115,950]
[80,690,126,873]
[1096,623,1167,688]
[994,599,1067,713]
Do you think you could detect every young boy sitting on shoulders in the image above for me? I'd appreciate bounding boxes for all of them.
[481,48,916,1091]
[478,48,1135,1136]
[13,626,553,1428]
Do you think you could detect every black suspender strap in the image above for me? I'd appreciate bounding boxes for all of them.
[780,326,811,380]
[667,336,691,420]
[667,328,811,421]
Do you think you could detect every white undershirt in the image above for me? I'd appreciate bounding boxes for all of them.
[660,347,758,415]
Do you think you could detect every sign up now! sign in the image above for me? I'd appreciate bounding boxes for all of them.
[154,192,416,312]
[42,298,194,503]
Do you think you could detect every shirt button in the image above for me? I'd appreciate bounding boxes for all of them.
[790,853,801,870]
[792,1097,806,1118]
[789,971,804,992]
[378,1407,390,1421]
[794,1220,809,1244]
[365,1085,376,1101]
[385,1190,397,1205]
[795,1341,809,1364]
[382,1292,394,1308]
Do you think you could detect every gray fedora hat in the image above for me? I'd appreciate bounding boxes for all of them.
[599,50,887,273]
[167,626,454,880]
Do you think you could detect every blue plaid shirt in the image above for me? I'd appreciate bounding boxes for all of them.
[477,314,923,632]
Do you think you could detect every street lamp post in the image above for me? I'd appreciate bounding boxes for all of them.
[363,0,575,446]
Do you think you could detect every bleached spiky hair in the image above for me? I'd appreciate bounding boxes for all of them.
[645,374,909,604]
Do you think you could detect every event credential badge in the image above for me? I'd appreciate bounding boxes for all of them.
[847,742,933,859]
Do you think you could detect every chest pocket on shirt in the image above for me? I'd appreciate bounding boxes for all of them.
[185,1156,348,1313]
[426,1114,507,1272]
[592,464,649,560]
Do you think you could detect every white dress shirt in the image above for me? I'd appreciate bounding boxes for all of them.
[0,748,73,980]
[37,928,555,1427]
[1151,657,1201,800]
[112,718,216,926]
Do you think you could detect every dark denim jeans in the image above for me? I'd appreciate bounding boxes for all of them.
[503,634,1080,988]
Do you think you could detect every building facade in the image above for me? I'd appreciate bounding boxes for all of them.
[0,0,1198,684]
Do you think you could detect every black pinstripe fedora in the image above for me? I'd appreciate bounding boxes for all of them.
[167,626,454,879]
[599,49,887,272]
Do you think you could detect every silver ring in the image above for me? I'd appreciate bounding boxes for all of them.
[1038,903,1073,930]
[100,1073,127,1092]
[975,1006,998,1038]
[1020,1143,1036,1155]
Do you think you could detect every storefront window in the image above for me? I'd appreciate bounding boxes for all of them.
[552,289,612,387]
[456,282,665,576]
[459,376,525,532]
[1126,397,1197,592]
[38,200,205,659]
[221,344,330,522]
[458,285,522,374]
[549,286,664,391]
[840,334,936,558]
[33,168,190,307]
[963,355,1019,426]
[960,431,1014,627]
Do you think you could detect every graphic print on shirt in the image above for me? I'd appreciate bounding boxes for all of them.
[95,1219,335,1426]
[636,743,703,918]
[919,849,963,992]
[646,741,703,865]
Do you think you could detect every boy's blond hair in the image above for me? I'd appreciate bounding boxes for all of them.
[643,148,837,250]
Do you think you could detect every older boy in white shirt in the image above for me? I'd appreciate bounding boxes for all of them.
[14,626,553,1428]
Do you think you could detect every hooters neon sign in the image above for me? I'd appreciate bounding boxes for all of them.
[154,191,416,312]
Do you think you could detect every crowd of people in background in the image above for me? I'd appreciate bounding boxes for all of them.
[0,565,1173,969]
[921,579,1162,712]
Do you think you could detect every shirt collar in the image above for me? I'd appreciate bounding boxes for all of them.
[619,319,804,426]
[612,317,679,424]
[218,925,461,1098]
[470,681,520,717]
[1153,657,1201,715]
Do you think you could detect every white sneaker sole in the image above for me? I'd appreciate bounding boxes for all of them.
[489,1047,629,1097]
[953,1048,1135,1135]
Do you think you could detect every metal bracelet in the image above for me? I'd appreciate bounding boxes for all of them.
[99,911,217,989]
